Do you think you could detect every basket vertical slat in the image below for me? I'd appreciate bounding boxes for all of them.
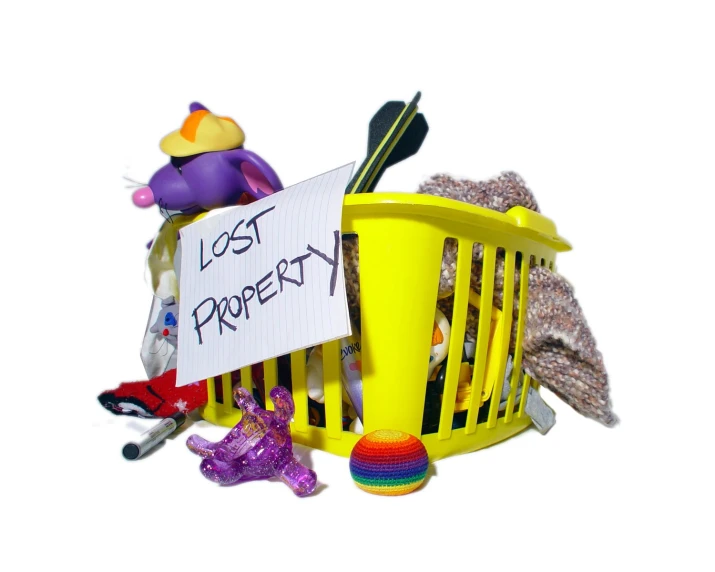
[486,249,516,429]
[438,237,473,440]
[263,358,278,411]
[290,349,309,434]
[358,216,443,438]
[465,245,496,433]
[323,340,343,439]
[505,252,527,423]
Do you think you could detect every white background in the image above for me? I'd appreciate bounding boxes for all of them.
[2,1,713,570]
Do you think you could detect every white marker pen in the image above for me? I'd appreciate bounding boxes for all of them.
[122,412,187,460]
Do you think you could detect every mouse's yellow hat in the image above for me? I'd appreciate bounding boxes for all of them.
[160,109,245,157]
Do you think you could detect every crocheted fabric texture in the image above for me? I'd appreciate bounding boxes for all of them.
[349,430,429,495]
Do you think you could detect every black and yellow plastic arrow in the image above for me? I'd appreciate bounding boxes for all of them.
[345,91,428,195]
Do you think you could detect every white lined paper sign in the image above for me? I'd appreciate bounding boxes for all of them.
[176,163,354,386]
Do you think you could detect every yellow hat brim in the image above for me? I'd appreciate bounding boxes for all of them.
[159,114,246,157]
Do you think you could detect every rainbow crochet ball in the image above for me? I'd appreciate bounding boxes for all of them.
[349,430,429,496]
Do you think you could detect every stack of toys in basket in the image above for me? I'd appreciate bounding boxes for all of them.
[99,93,616,497]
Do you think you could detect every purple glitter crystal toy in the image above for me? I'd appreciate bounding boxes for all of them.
[186,386,317,497]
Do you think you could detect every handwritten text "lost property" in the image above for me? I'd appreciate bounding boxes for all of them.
[190,206,341,344]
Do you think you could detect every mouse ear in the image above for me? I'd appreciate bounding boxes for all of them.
[224,148,283,200]
[189,102,209,113]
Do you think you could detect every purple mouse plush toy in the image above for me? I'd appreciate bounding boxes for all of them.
[132,102,283,382]
[131,101,282,219]
[100,103,285,421]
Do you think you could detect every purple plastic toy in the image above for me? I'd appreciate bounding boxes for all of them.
[186,386,317,497]
[132,102,282,218]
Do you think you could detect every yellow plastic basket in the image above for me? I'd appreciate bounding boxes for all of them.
[199,192,571,461]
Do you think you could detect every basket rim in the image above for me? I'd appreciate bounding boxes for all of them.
[343,192,572,252]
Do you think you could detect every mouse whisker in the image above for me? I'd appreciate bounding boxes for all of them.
[123,176,148,187]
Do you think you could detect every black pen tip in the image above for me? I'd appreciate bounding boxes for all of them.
[122,443,140,460]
